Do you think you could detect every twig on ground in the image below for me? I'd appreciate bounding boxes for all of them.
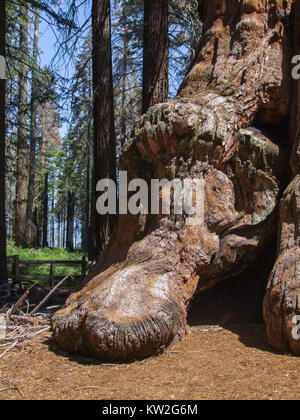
[29,275,72,316]
[7,284,36,321]
[0,341,18,359]
[10,315,47,325]
[0,378,24,397]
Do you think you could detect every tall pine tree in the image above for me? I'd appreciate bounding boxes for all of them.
[92,0,116,256]
[0,0,8,285]
[142,0,169,113]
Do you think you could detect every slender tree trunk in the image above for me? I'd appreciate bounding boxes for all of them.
[51,196,54,247]
[92,0,116,255]
[57,210,61,248]
[15,6,29,247]
[62,204,66,249]
[42,172,48,248]
[0,0,8,285]
[36,208,41,248]
[89,163,96,259]
[142,0,169,114]
[25,5,39,247]
[83,137,90,253]
[66,191,74,252]
[120,24,128,148]
[33,207,38,247]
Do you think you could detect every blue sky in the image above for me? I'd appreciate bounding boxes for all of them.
[37,2,92,137]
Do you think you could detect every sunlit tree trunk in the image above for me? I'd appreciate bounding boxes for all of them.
[0,0,8,285]
[92,0,116,255]
[25,5,40,247]
[66,191,75,252]
[42,172,49,248]
[142,0,169,114]
[15,5,29,247]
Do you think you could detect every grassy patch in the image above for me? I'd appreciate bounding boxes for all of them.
[7,241,86,287]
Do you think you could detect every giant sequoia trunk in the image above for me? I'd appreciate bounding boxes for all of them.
[263,0,300,354]
[53,0,300,361]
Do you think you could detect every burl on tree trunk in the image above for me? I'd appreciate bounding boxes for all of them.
[53,0,300,361]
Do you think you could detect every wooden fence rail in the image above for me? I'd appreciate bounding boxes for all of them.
[7,255,90,288]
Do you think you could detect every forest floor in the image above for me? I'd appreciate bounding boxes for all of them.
[1,323,300,400]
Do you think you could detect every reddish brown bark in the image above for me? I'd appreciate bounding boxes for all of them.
[142,0,169,114]
[15,6,29,247]
[25,7,39,248]
[53,0,298,361]
[0,0,8,285]
[92,0,116,254]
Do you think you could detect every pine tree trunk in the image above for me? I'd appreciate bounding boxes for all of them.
[51,196,54,248]
[92,0,116,255]
[42,172,48,248]
[57,210,61,248]
[25,6,39,248]
[33,207,38,247]
[0,0,8,285]
[142,0,169,114]
[88,164,96,260]
[66,191,74,252]
[120,24,128,147]
[62,205,66,249]
[82,139,90,253]
[15,6,29,247]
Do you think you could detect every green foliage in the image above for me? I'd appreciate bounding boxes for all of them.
[7,241,84,261]
[4,0,203,258]
[7,241,85,286]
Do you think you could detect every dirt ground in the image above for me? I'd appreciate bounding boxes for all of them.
[1,323,300,400]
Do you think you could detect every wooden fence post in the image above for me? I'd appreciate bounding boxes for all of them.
[12,255,19,286]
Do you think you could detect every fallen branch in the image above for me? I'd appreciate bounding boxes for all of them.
[0,326,50,344]
[29,275,72,316]
[0,379,24,397]
[10,315,47,325]
[0,341,18,359]
[8,284,36,320]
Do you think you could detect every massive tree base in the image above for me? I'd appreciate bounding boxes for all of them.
[52,101,288,361]
[53,0,300,360]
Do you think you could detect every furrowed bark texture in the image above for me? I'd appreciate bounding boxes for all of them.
[142,0,169,114]
[53,0,297,361]
[92,0,116,254]
[263,0,300,354]
[0,0,8,285]
[15,7,29,247]
[25,8,39,248]
[42,172,48,248]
